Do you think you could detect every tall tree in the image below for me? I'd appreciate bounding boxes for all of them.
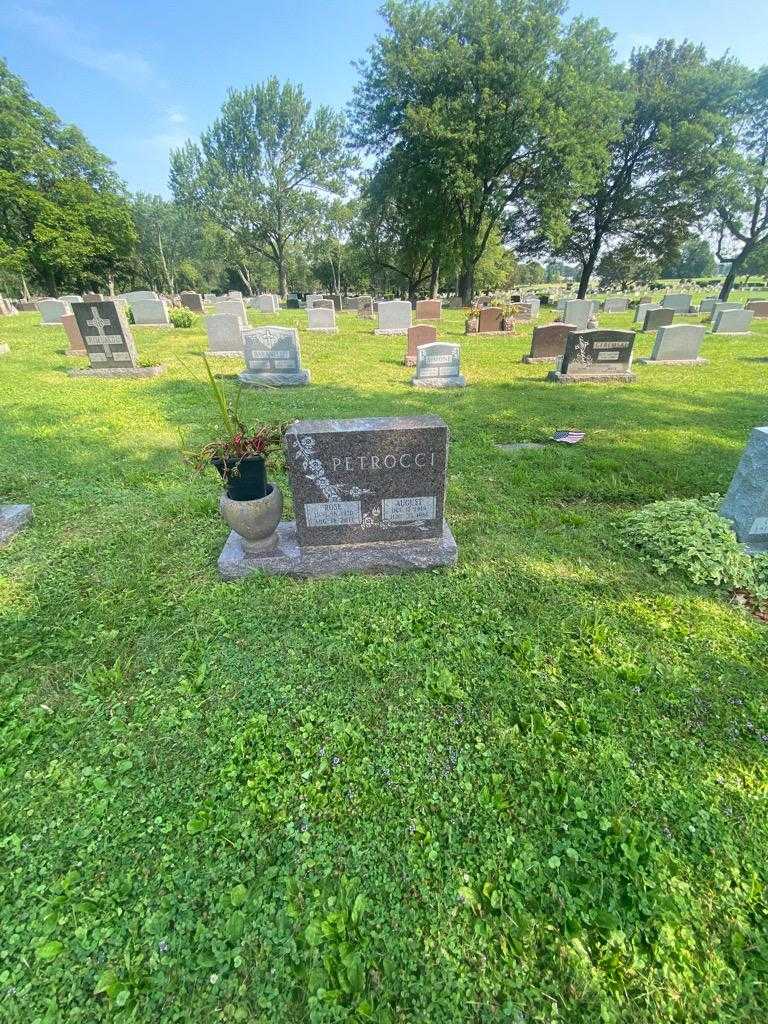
[351,0,620,304]
[659,236,716,279]
[0,58,135,294]
[130,194,209,293]
[170,78,350,297]
[555,41,737,297]
[711,67,768,300]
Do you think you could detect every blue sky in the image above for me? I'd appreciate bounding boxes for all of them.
[1,0,764,196]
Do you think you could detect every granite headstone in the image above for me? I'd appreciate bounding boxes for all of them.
[69,300,164,377]
[239,326,309,387]
[405,324,437,366]
[205,313,244,355]
[548,329,636,383]
[376,300,411,335]
[712,308,754,334]
[639,324,707,364]
[412,342,465,388]
[721,426,768,553]
[523,323,576,363]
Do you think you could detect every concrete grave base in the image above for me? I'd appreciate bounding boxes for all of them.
[238,369,310,387]
[68,365,166,378]
[547,370,636,384]
[712,331,752,337]
[496,442,545,453]
[205,349,242,357]
[65,348,87,357]
[411,375,466,388]
[0,504,33,545]
[522,355,557,363]
[374,328,409,335]
[307,327,338,334]
[218,519,458,580]
[471,330,516,337]
[637,357,708,365]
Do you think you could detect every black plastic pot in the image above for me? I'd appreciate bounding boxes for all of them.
[211,455,268,501]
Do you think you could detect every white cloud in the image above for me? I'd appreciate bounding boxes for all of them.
[166,109,188,125]
[8,4,158,91]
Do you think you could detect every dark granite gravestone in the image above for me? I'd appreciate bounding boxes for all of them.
[523,323,576,363]
[548,329,636,383]
[477,307,503,333]
[642,307,674,332]
[314,298,335,310]
[239,326,309,387]
[721,426,768,553]
[405,324,437,366]
[69,301,165,377]
[180,291,204,312]
[286,297,300,309]
[218,415,458,579]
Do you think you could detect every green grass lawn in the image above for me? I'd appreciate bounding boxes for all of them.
[1,300,767,1022]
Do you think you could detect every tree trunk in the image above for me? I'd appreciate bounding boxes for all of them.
[577,245,600,299]
[429,258,440,298]
[277,254,288,299]
[719,251,748,301]
[458,266,474,306]
[108,274,115,297]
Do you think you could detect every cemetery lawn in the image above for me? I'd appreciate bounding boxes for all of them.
[3,302,768,1024]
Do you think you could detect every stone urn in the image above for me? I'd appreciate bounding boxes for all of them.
[219,484,283,555]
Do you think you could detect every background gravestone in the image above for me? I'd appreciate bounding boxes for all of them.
[548,329,636,383]
[639,324,707,364]
[70,300,164,377]
[123,290,157,303]
[59,294,83,304]
[239,326,309,387]
[563,299,592,330]
[313,298,334,310]
[405,324,437,365]
[710,301,741,320]
[357,295,374,318]
[634,302,660,324]
[745,300,768,318]
[522,295,541,318]
[219,415,458,579]
[37,299,70,324]
[412,342,465,388]
[699,297,719,314]
[215,298,248,325]
[415,299,441,320]
[180,291,204,312]
[306,293,323,309]
[721,426,768,553]
[376,300,411,335]
[604,297,629,312]
[61,313,86,355]
[523,323,576,363]
[205,314,243,355]
[713,309,754,334]
[131,297,169,325]
[477,307,503,333]
[0,504,33,546]
[256,294,279,314]
[662,293,692,314]
[642,307,674,332]
[307,305,337,332]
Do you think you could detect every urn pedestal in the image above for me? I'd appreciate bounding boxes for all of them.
[219,484,283,554]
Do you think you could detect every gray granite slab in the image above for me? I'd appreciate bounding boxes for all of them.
[285,415,450,548]
[712,308,753,334]
[218,520,457,579]
[239,326,309,387]
[412,342,465,387]
[662,293,692,313]
[548,329,636,383]
[72,300,141,370]
[639,324,707,364]
[523,323,576,362]
[375,300,411,334]
[721,426,768,553]
[0,503,33,545]
[68,365,166,378]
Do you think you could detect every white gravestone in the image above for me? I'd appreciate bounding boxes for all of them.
[412,342,466,388]
[662,293,692,314]
[59,294,83,304]
[131,297,169,325]
[239,326,310,387]
[37,299,70,324]
[712,309,754,334]
[638,324,707,364]
[307,305,337,332]
[563,299,592,330]
[205,314,244,356]
[257,294,279,314]
[375,300,411,335]
[123,290,158,303]
[214,298,248,325]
